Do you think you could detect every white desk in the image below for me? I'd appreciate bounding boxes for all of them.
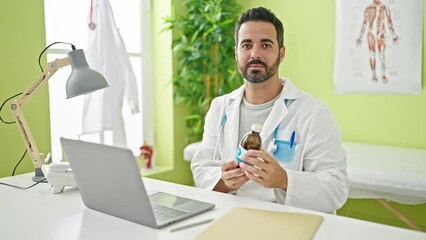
[0,174,425,240]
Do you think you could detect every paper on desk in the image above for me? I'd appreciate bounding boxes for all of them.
[195,207,323,240]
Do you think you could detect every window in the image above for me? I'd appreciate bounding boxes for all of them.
[44,0,152,161]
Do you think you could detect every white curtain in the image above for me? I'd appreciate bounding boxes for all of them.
[82,0,140,147]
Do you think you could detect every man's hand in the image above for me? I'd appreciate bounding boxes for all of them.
[239,149,288,190]
[213,160,249,192]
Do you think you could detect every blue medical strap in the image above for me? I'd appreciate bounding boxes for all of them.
[284,99,289,106]
[273,99,289,139]
[220,114,227,127]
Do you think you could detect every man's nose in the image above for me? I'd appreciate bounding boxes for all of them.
[250,47,261,59]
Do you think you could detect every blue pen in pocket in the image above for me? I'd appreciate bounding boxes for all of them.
[273,130,297,163]
[290,130,295,148]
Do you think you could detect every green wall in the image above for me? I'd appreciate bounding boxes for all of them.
[0,0,48,178]
[146,0,193,185]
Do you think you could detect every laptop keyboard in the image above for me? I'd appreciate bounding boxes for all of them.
[152,204,187,222]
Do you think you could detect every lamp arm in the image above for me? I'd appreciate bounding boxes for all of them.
[9,57,70,168]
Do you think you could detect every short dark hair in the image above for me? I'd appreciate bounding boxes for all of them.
[234,7,284,48]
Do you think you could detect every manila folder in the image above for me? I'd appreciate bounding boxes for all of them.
[196,207,323,240]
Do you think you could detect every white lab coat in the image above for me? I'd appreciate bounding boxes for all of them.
[82,0,140,147]
[191,78,349,213]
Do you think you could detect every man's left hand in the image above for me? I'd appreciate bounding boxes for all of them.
[239,149,288,190]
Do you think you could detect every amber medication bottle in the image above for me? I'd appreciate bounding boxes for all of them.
[235,123,262,164]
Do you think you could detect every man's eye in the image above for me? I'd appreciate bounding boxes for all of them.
[263,44,272,48]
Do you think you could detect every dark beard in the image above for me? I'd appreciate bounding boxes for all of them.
[240,56,280,83]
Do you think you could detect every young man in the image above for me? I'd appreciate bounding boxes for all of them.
[191,7,349,213]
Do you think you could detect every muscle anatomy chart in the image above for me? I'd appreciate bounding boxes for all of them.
[334,0,422,94]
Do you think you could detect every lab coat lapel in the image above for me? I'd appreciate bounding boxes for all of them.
[260,93,288,142]
[223,86,244,157]
[260,78,303,141]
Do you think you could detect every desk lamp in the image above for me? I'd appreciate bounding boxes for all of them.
[10,46,109,182]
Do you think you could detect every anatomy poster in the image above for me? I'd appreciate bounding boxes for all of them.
[333,0,423,94]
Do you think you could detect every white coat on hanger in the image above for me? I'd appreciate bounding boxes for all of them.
[83,0,140,147]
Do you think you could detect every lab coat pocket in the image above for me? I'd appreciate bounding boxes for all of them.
[273,140,297,163]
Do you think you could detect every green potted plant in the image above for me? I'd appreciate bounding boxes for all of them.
[164,0,243,143]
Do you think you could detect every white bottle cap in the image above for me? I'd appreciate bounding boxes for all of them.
[251,123,262,133]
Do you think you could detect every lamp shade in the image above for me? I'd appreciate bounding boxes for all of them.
[66,49,109,98]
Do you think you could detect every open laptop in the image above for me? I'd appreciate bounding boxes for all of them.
[60,137,215,228]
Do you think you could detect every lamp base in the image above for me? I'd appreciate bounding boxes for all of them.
[32,168,46,182]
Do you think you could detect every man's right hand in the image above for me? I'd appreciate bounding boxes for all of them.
[213,160,249,193]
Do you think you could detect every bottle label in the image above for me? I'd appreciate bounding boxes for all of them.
[235,145,248,163]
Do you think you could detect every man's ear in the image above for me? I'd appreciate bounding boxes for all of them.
[234,46,238,60]
[279,46,286,62]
